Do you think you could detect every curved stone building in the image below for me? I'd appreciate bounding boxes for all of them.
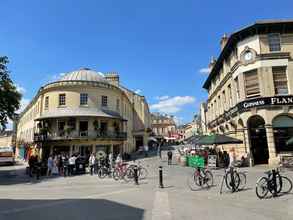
[16,68,151,159]
[203,20,293,165]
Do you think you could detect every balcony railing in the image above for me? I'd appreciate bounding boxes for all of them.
[34,130,127,142]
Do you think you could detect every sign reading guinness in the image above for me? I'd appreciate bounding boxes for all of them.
[208,95,293,128]
[239,95,293,111]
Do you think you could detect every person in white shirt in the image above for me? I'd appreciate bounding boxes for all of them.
[68,154,77,176]
[89,153,96,175]
[144,145,149,157]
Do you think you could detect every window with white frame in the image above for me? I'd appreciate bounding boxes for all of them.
[272,66,288,95]
[80,93,88,105]
[244,69,260,98]
[102,96,108,107]
[59,94,66,106]
[268,33,281,52]
[116,99,120,111]
[45,96,49,109]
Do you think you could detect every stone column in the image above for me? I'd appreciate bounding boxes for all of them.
[265,125,279,165]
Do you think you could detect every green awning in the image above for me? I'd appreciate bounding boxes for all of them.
[196,134,243,145]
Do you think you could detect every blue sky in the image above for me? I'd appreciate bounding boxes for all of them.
[1,0,293,125]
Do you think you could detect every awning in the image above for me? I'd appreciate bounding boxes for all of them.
[35,108,127,121]
[148,137,158,142]
[196,134,243,145]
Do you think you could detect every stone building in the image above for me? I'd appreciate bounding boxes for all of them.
[151,113,176,138]
[16,68,151,159]
[203,20,293,165]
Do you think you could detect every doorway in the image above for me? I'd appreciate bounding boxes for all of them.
[247,115,269,165]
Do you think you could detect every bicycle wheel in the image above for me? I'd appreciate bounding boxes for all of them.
[203,170,213,188]
[256,177,269,199]
[123,167,134,183]
[112,169,120,181]
[187,173,201,190]
[280,176,293,194]
[138,167,148,179]
[237,172,247,191]
[225,171,240,192]
[97,168,107,179]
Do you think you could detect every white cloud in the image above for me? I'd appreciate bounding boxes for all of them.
[134,89,142,94]
[155,95,169,100]
[16,98,30,114]
[199,67,210,74]
[150,96,196,114]
[15,84,26,94]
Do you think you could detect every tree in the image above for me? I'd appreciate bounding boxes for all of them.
[0,56,21,130]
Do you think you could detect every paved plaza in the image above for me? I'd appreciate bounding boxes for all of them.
[0,151,293,220]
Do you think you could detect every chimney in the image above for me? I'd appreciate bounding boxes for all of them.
[105,72,119,86]
[208,56,217,70]
[220,33,229,50]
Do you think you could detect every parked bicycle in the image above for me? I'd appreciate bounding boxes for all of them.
[97,164,112,179]
[220,166,246,194]
[255,168,292,199]
[113,162,132,182]
[127,161,148,180]
[187,166,213,190]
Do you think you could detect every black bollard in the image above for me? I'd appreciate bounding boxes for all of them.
[134,165,139,185]
[159,166,164,188]
[272,169,277,197]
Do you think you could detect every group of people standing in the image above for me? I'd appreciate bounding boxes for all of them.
[47,154,80,177]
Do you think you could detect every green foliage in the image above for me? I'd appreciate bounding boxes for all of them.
[0,56,21,130]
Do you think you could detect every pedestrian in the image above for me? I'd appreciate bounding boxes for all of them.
[52,155,59,175]
[108,152,113,169]
[28,155,35,177]
[157,145,162,159]
[89,153,96,175]
[229,148,236,167]
[144,145,149,157]
[68,154,77,176]
[223,151,230,168]
[58,154,63,176]
[63,155,69,177]
[47,155,53,176]
[167,150,173,165]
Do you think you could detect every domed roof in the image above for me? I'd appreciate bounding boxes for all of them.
[59,68,108,83]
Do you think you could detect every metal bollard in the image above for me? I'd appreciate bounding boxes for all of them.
[159,166,164,188]
[230,167,235,193]
[272,169,277,197]
[134,165,139,185]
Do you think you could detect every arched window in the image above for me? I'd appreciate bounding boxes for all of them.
[272,115,293,152]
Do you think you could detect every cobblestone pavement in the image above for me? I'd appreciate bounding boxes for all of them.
[0,150,293,220]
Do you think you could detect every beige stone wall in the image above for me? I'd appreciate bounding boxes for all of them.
[16,79,152,154]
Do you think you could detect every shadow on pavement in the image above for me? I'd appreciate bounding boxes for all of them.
[0,198,145,220]
[0,166,77,186]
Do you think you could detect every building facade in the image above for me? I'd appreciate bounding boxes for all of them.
[16,68,151,159]
[203,20,293,165]
[151,113,177,139]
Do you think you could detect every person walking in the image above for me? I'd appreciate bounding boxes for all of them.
[47,155,53,176]
[167,150,173,165]
[157,144,162,159]
[89,153,96,175]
